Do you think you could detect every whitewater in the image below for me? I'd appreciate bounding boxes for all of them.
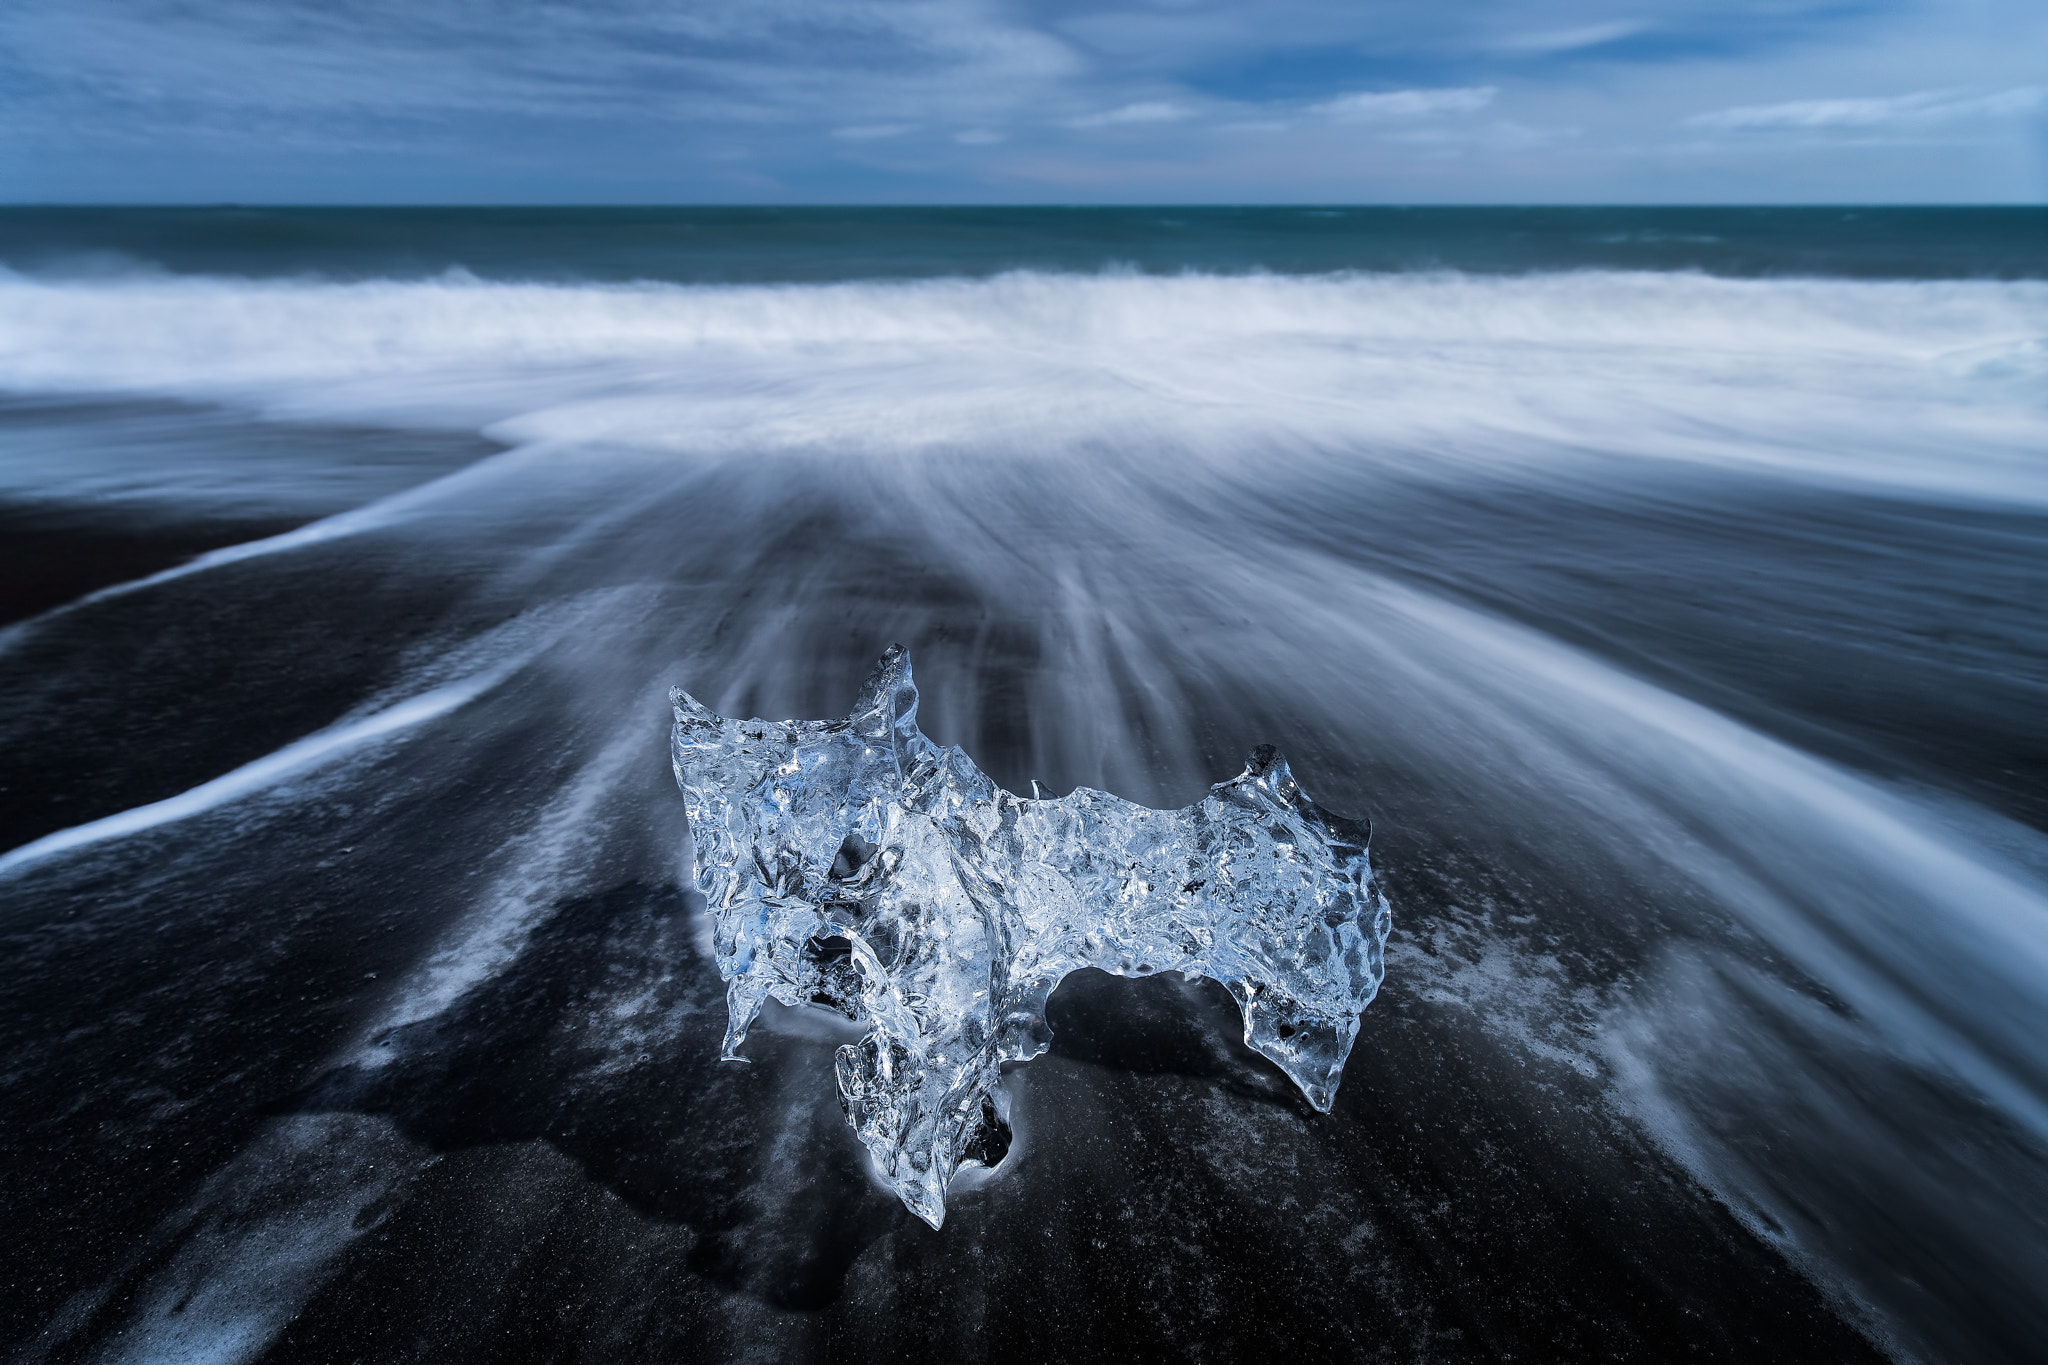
[1,260,2044,1363]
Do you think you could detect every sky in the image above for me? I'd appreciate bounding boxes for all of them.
[2,0,2043,202]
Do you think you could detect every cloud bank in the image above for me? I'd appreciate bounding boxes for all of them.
[0,0,2042,200]
[1691,87,2046,132]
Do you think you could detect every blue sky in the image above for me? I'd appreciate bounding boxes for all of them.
[3,0,2042,201]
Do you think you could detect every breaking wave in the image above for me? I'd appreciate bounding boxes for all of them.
[1,266,2044,504]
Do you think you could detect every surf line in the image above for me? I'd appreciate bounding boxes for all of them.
[0,664,520,880]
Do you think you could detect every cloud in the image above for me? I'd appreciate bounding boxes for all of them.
[1689,86,2045,131]
[0,0,1082,130]
[1068,100,1194,128]
[831,123,918,141]
[1,0,2043,200]
[1050,0,1879,92]
[1496,21,1650,55]
[1381,119,1574,149]
[1314,87,1498,121]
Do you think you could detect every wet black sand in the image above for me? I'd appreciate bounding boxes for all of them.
[2,354,2044,1362]
[2,492,1989,1364]
[0,508,301,627]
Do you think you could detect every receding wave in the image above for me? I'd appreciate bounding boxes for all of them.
[3,264,2044,1363]
[1,268,2043,506]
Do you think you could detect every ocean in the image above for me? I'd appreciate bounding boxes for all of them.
[1,207,2044,1363]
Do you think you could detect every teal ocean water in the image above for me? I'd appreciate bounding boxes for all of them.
[2,204,2045,281]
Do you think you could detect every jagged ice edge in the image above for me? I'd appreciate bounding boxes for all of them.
[670,646,1392,1227]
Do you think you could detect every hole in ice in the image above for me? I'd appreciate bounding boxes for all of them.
[803,934,853,964]
[800,933,862,1019]
[830,833,874,881]
[958,1093,1012,1169]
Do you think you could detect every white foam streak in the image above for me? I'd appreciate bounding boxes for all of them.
[1,269,2043,505]
[357,720,655,1053]
[0,665,519,880]
[1371,584,2048,1134]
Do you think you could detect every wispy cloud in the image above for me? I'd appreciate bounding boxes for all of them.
[1314,87,1498,121]
[1068,100,1194,129]
[1,0,2042,200]
[1496,21,1649,55]
[830,123,918,141]
[1689,86,2045,131]
[0,0,1082,130]
[1381,119,1574,149]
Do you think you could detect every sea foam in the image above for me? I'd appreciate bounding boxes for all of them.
[0,268,2042,507]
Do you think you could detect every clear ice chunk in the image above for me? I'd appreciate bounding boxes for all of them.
[671,647,1393,1227]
